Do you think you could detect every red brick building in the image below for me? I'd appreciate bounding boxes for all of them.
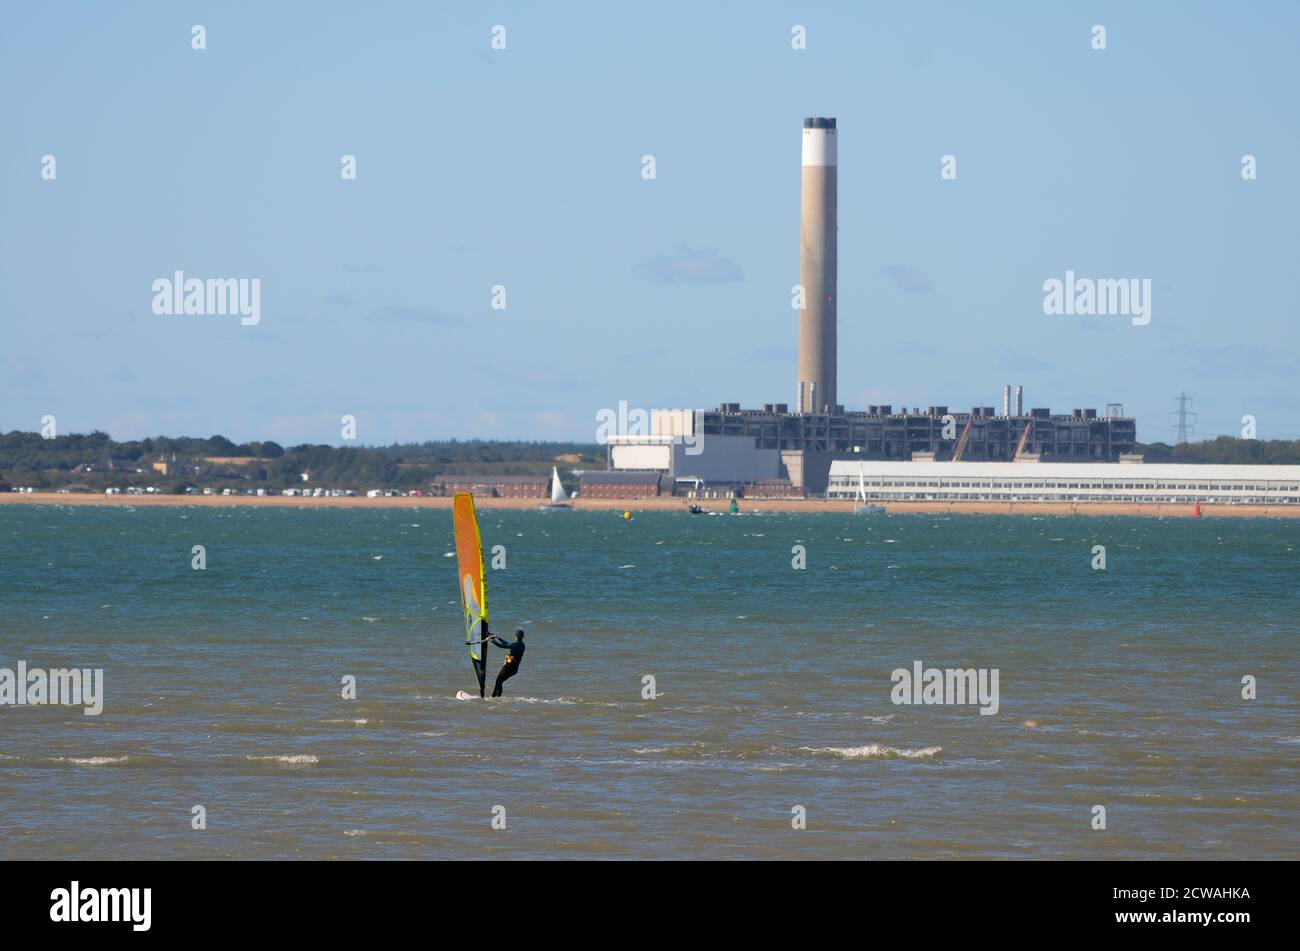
[743,479,805,499]
[432,474,548,498]
[577,471,662,499]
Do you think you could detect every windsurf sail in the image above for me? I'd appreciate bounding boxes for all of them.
[550,466,567,503]
[857,465,867,503]
[453,492,490,697]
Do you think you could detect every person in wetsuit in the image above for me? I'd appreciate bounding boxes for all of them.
[489,628,526,698]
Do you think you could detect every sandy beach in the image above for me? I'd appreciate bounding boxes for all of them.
[2,491,1297,517]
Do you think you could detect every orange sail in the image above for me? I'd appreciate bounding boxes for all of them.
[453,493,490,695]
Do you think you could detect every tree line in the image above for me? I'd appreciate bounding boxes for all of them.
[1135,437,1300,465]
[0,431,603,492]
[5,429,1299,493]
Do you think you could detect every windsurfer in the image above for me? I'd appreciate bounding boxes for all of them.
[488,627,526,697]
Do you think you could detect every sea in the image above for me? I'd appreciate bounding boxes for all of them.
[1,504,1296,860]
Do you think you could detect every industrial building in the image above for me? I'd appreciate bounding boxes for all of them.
[606,116,1139,496]
[698,399,1136,460]
[606,395,1137,496]
[827,461,1300,505]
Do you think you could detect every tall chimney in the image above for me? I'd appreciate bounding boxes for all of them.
[797,117,837,414]
[1015,385,1024,416]
[1002,385,1011,417]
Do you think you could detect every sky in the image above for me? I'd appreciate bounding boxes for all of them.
[2,1,1297,446]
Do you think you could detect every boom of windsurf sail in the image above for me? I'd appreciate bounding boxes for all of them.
[453,492,489,697]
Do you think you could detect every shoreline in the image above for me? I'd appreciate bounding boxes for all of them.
[2,491,1297,517]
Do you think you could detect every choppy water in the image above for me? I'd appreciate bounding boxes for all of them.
[1,505,1296,859]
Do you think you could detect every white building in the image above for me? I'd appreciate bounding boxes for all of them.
[827,461,1300,505]
[606,410,782,486]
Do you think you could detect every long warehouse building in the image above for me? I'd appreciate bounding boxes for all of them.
[827,461,1300,505]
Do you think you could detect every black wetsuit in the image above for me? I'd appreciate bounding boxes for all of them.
[490,636,525,697]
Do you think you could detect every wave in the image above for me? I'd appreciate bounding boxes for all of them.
[245,754,319,766]
[800,744,942,761]
[631,744,709,756]
[51,755,130,767]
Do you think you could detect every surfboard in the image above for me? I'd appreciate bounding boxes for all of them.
[455,690,478,701]
[453,493,490,698]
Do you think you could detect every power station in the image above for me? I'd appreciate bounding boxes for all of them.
[607,117,1138,495]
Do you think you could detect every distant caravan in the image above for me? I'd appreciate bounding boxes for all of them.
[539,466,572,512]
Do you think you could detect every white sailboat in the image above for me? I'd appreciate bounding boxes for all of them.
[539,466,572,511]
[853,464,884,514]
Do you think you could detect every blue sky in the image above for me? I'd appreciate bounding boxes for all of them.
[2,1,1297,444]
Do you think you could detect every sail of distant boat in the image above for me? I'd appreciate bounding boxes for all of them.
[540,466,571,511]
[453,492,489,696]
[853,464,883,514]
